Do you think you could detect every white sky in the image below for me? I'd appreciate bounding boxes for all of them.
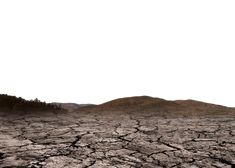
[0,1,235,106]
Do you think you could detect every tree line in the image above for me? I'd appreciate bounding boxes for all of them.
[0,94,64,112]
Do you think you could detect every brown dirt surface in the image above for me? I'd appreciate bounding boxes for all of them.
[0,96,235,168]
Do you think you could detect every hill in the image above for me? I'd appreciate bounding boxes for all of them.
[0,94,63,112]
[1,94,234,117]
[78,96,235,117]
[52,103,94,112]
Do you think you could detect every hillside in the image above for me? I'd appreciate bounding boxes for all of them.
[1,94,234,116]
[78,96,235,116]
[0,94,63,112]
[52,103,95,112]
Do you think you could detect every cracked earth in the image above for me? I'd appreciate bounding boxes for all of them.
[0,111,234,168]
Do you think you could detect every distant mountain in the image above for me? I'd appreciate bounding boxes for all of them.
[77,96,235,117]
[52,103,95,112]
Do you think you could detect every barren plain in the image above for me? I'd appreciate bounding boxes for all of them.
[0,96,235,168]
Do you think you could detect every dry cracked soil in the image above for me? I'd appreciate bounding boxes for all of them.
[0,110,234,168]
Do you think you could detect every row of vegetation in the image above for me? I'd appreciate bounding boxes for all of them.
[0,94,64,112]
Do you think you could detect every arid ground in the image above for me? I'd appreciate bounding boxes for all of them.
[0,96,235,168]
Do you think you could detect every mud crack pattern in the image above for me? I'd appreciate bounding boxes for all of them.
[0,111,234,168]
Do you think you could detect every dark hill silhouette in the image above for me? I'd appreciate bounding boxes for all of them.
[0,94,63,112]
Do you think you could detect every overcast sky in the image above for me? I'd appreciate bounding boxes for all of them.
[0,0,235,106]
